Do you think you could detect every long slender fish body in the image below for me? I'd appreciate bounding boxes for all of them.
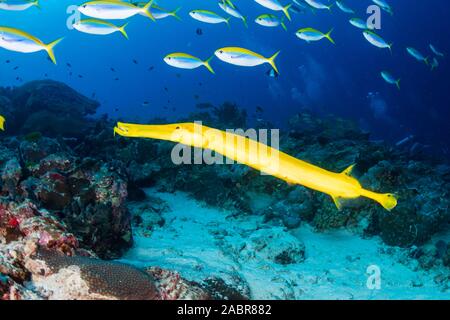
[0,26,63,64]
[114,122,398,211]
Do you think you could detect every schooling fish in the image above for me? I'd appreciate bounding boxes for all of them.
[132,2,181,20]
[0,0,39,11]
[254,0,292,21]
[215,47,280,74]
[78,0,154,21]
[114,122,398,211]
[336,1,354,14]
[218,0,247,27]
[0,115,5,130]
[0,26,63,64]
[430,57,439,71]
[372,0,393,16]
[363,30,392,52]
[349,18,368,29]
[296,28,335,44]
[164,53,215,74]
[189,10,230,26]
[429,44,444,58]
[406,47,429,65]
[380,71,400,90]
[73,19,129,39]
[255,14,287,31]
[304,0,333,11]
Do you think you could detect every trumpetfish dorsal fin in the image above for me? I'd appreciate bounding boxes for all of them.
[341,164,356,176]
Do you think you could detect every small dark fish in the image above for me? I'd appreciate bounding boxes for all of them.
[194,94,199,100]
[69,72,73,76]
[175,73,181,78]
[5,60,10,64]
[164,87,168,92]
[114,77,119,81]
[110,67,116,72]
[92,92,96,98]
[115,108,119,112]
[196,28,203,35]
[198,82,202,86]
[78,74,83,78]
[132,59,138,64]
[256,106,264,113]
[167,99,170,103]
[142,101,149,106]
[148,66,154,71]
[13,66,19,70]
[44,73,48,77]
[66,63,72,68]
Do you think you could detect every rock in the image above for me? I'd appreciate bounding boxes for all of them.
[239,228,306,265]
[6,80,99,137]
[25,249,161,300]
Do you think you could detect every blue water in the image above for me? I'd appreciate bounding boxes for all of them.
[1,0,449,155]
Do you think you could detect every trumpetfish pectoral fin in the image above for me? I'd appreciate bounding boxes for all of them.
[332,195,344,211]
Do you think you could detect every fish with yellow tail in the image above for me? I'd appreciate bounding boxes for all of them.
[0,26,63,64]
[0,0,40,11]
[215,47,281,74]
[113,122,398,211]
[78,0,155,21]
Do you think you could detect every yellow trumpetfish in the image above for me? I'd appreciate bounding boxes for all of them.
[114,122,398,211]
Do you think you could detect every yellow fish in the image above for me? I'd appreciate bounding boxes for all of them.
[114,122,398,211]
[0,115,5,131]
[0,26,63,64]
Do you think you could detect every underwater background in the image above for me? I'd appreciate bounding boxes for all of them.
[0,0,450,300]
[1,0,450,154]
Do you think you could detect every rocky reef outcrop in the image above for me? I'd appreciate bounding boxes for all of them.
[0,80,99,138]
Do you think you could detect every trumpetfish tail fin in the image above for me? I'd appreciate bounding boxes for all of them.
[361,190,398,211]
